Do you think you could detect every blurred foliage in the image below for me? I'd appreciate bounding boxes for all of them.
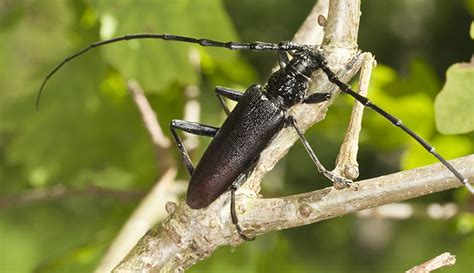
[434,23,474,135]
[435,63,474,134]
[0,0,473,272]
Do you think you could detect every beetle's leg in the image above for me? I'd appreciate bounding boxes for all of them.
[214,86,243,115]
[303,92,333,104]
[230,180,255,241]
[288,116,354,188]
[229,158,259,241]
[230,157,260,241]
[230,187,255,241]
[278,51,290,68]
[169,120,219,175]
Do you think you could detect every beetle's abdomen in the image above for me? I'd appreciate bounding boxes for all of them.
[186,85,285,209]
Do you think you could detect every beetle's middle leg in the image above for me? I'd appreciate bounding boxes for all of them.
[169,120,219,175]
[215,86,243,115]
[278,51,290,68]
[287,116,354,188]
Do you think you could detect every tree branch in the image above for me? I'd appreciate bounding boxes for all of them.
[292,0,329,45]
[239,155,473,232]
[0,184,144,210]
[114,0,363,271]
[115,154,472,272]
[96,80,188,272]
[333,53,375,182]
[406,252,456,273]
[127,79,173,172]
[127,79,170,150]
[356,202,460,220]
[95,169,186,273]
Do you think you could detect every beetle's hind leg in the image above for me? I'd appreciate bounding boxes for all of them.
[169,120,219,175]
[230,182,255,241]
[229,159,259,242]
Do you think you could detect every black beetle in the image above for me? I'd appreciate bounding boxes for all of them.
[37,34,472,241]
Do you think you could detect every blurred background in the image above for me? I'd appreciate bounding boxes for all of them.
[1,0,473,272]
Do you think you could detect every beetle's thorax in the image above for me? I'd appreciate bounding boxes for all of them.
[265,47,321,108]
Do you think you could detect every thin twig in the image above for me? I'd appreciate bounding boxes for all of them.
[406,252,456,273]
[182,48,203,150]
[127,79,172,171]
[127,79,170,149]
[101,46,205,271]
[333,53,376,182]
[182,85,201,151]
[95,169,186,273]
[0,184,144,210]
[96,80,186,272]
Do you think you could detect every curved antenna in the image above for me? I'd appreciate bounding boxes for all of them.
[315,55,474,194]
[36,33,302,110]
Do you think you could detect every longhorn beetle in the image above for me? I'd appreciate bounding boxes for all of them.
[37,34,474,241]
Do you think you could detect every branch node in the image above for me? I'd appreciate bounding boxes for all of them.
[166,201,178,214]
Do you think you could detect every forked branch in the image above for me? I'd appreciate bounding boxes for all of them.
[113,0,472,272]
[114,0,363,271]
[115,154,473,272]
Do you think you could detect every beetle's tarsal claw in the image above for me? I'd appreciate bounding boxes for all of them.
[331,174,354,190]
[236,223,255,241]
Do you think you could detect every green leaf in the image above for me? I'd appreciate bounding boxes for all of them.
[470,21,474,39]
[434,63,474,134]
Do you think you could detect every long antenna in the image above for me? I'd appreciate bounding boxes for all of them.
[316,56,474,193]
[36,33,300,110]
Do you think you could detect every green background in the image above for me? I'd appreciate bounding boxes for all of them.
[1,0,473,272]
